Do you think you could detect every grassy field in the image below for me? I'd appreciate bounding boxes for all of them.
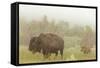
[19,37,96,64]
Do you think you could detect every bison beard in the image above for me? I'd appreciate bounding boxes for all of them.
[29,33,64,59]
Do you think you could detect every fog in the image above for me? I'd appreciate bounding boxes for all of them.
[19,4,96,63]
[19,4,96,29]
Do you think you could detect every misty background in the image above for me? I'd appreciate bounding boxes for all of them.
[19,5,96,28]
[19,4,96,63]
[19,4,96,46]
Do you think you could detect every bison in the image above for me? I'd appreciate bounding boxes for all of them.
[29,33,64,59]
[80,45,91,54]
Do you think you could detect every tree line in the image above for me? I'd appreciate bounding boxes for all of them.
[19,15,95,47]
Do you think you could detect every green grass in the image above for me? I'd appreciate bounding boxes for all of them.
[19,36,96,64]
[19,46,96,64]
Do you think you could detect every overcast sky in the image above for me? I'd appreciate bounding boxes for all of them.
[19,4,96,29]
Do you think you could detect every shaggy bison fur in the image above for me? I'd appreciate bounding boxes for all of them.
[29,33,64,59]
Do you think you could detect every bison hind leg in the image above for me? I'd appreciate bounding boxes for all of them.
[53,52,58,60]
[60,49,63,59]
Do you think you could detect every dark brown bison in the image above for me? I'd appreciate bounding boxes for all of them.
[80,31,95,54]
[81,45,91,54]
[29,33,64,59]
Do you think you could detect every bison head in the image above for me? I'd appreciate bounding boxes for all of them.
[29,37,41,53]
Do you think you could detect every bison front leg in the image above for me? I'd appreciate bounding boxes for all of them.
[42,50,50,60]
[42,50,46,60]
